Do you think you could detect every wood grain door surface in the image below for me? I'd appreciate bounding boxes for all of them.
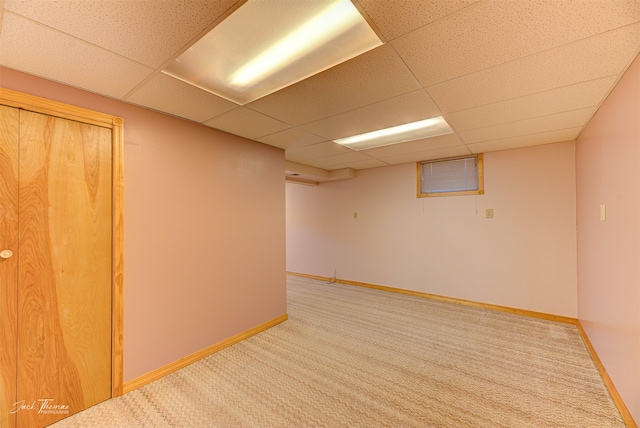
[0,104,20,428]
[1,106,112,428]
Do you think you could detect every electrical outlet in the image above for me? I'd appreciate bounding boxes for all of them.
[353,211,358,219]
[485,208,494,219]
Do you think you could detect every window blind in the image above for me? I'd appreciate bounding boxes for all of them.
[420,156,479,194]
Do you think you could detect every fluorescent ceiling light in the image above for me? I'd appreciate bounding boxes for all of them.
[163,0,382,105]
[334,117,454,151]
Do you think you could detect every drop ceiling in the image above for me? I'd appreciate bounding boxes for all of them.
[1,0,639,184]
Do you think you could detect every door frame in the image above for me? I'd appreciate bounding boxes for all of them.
[0,88,125,397]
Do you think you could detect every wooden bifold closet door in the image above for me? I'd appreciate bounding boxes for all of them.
[0,104,113,428]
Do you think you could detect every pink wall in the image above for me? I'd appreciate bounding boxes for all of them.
[0,67,287,382]
[576,54,640,422]
[287,141,578,317]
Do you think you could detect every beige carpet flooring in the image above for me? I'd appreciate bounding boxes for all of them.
[51,276,625,427]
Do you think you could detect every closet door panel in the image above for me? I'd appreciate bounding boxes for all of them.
[17,110,112,427]
[0,105,19,428]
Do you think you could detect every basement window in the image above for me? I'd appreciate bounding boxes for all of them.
[417,154,484,197]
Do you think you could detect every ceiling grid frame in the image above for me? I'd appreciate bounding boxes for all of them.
[1,0,638,183]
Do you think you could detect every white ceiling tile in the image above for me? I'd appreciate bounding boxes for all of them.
[4,0,240,68]
[285,142,354,163]
[393,0,640,87]
[247,45,421,125]
[127,73,237,123]
[467,128,582,153]
[427,23,640,113]
[357,0,480,41]
[359,133,463,158]
[300,90,441,140]
[459,108,595,144]
[303,152,385,170]
[379,146,472,165]
[0,11,153,98]
[445,76,618,131]
[257,128,326,150]
[203,107,289,140]
[324,158,389,171]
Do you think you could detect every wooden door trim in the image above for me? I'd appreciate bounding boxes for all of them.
[111,116,125,397]
[0,88,125,398]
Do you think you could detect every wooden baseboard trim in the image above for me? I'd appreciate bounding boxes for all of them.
[576,321,637,428]
[287,271,576,324]
[287,271,635,427]
[123,313,288,394]
[286,272,329,282]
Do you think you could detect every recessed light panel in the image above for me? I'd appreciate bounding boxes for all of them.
[334,117,454,151]
[163,0,382,105]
